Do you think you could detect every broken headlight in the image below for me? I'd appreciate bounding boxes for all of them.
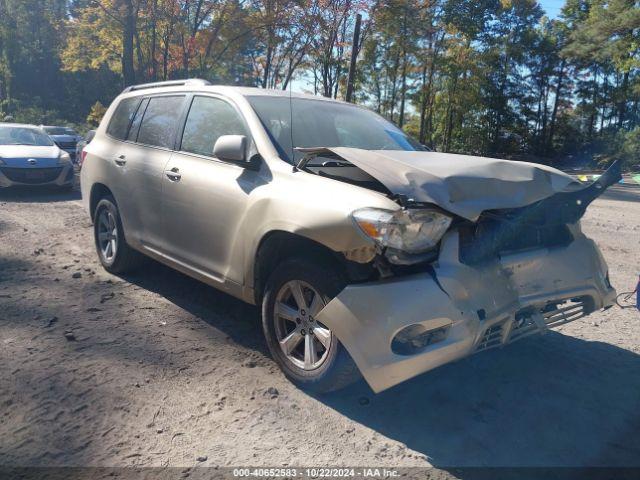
[352,208,452,258]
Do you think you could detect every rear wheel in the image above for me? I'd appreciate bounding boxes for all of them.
[93,195,142,274]
[262,258,360,393]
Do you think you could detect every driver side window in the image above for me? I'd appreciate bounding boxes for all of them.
[180,96,248,158]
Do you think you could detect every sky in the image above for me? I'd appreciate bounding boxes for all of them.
[539,0,564,19]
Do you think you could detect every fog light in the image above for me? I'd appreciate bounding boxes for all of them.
[391,324,449,355]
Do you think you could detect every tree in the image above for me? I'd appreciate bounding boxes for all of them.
[1,0,638,169]
[87,101,107,127]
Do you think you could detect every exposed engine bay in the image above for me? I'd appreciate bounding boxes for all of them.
[297,147,622,270]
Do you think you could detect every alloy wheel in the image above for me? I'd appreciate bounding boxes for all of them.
[273,280,333,370]
[97,208,118,262]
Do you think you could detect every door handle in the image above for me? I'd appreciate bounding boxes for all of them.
[114,155,127,166]
[165,167,181,181]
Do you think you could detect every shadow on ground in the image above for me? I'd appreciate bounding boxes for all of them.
[319,331,640,468]
[123,260,640,468]
[0,185,80,203]
[119,259,266,354]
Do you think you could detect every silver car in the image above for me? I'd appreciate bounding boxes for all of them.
[41,125,81,163]
[81,79,617,393]
[0,123,75,189]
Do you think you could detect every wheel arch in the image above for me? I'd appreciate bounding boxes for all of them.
[252,230,350,305]
[89,183,115,222]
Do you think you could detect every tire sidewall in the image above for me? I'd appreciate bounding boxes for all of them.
[262,259,347,385]
[93,197,123,271]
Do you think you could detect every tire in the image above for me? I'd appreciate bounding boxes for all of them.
[93,195,142,274]
[262,258,361,393]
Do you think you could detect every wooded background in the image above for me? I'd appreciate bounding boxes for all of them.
[1,0,639,167]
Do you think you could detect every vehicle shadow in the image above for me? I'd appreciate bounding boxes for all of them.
[318,331,640,469]
[118,258,267,355]
[0,185,80,203]
[117,259,640,469]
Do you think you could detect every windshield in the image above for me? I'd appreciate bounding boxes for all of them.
[247,96,426,163]
[0,126,55,146]
[43,126,76,136]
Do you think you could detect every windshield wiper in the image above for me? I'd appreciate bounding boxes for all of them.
[295,147,354,171]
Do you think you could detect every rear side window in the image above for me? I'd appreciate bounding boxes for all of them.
[181,96,248,157]
[137,96,185,149]
[106,97,140,140]
[126,98,149,141]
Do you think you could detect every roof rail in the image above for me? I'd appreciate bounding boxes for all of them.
[122,78,211,94]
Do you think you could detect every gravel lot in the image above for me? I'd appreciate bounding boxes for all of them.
[1,182,639,471]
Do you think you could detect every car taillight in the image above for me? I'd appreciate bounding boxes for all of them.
[80,148,88,167]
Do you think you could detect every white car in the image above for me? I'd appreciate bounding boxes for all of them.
[0,124,74,189]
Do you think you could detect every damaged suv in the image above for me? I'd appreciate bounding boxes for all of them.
[81,79,617,393]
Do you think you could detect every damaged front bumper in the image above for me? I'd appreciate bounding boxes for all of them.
[316,226,615,393]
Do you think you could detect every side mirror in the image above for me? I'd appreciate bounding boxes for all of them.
[213,135,247,163]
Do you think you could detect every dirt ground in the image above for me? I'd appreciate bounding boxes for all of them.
[1,181,639,472]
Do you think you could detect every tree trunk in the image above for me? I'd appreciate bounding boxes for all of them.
[444,76,458,152]
[262,42,273,89]
[587,67,599,142]
[618,70,629,128]
[398,50,407,127]
[150,0,158,80]
[398,4,408,127]
[121,0,136,87]
[547,58,565,155]
[418,63,428,143]
[388,49,400,122]
[134,30,144,81]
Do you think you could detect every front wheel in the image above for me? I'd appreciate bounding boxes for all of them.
[262,258,360,393]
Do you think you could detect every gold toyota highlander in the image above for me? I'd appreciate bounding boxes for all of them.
[81,79,617,393]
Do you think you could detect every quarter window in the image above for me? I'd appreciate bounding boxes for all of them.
[126,98,149,142]
[106,97,140,140]
[137,96,185,148]
[181,96,248,157]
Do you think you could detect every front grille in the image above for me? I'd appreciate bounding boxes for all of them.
[55,141,77,149]
[476,322,505,352]
[542,297,592,328]
[0,167,63,184]
[475,297,593,353]
[509,311,540,342]
[459,211,573,264]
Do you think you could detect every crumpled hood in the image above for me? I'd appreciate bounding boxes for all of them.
[323,148,577,221]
